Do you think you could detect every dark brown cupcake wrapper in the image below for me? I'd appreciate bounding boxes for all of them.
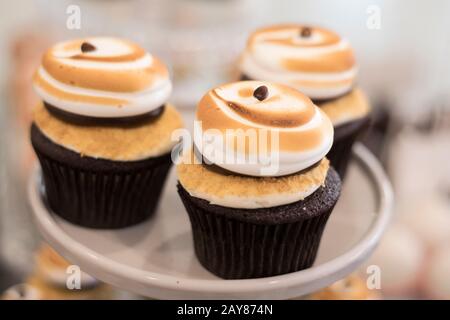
[327,115,371,179]
[31,123,172,229]
[177,168,340,279]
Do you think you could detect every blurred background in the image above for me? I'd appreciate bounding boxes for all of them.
[0,0,449,299]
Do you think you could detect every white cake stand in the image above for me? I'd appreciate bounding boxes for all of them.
[28,144,393,299]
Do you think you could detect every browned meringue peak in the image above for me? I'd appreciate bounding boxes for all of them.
[240,24,357,100]
[194,81,334,177]
[33,37,172,118]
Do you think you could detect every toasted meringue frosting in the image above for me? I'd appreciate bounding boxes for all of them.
[194,80,333,177]
[240,24,356,100]
[33,37,172,118]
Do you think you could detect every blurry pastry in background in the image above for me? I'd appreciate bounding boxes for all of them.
[34,244,98,288]
[24,276,114,300]
[363,224,425,297]
[389,129,450,205]
[11,31,52,127]
[2,243,138,300]
[1,283,42,300]
[421,245,450,300]
[398,194,450,252]
[25,244,115,300]
[309,274,381,300]
[238,24,371,179]
[9,30,53,180]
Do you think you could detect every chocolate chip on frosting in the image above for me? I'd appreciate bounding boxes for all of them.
[81,42,96,53]
[300,27,312,37]
[196,81,334,177]
[241,24,356,100]
[33,37,172,119]
[253,85,268,101]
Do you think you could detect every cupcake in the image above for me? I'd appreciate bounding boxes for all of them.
[239,24,371,178]
[31,37,183,228]
[177,80,341,279]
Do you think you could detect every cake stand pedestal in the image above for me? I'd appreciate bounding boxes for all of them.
[28,144,393,299]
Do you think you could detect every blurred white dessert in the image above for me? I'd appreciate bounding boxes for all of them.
[422,245,450,299]
[389,129,450,207]
[399,194,450,251]
[34,244,98,288]
[363,224,425,297]
[1,284,42,300]
[309,274,381,300]
[28,244,114,299]
[9,30,53,181]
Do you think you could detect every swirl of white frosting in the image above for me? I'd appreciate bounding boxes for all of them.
[33,37,172,118]
[240,24,356,100]
[194,81,333,177]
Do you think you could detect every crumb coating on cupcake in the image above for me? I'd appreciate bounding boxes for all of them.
[177,148,330,209]
[33,103,183,161]
[318,88,370,126]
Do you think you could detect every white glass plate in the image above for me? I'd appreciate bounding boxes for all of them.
[28,144,393,299]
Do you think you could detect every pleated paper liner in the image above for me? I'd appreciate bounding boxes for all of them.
[177,168,341,279]
[327,115,371,179]
[31,124,172,229]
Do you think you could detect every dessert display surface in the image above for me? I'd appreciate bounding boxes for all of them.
[28,143,392,299]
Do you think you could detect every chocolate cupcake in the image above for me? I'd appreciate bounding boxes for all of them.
[177,81,341,279]
[240,24,371,178]
[31,37,183,228]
